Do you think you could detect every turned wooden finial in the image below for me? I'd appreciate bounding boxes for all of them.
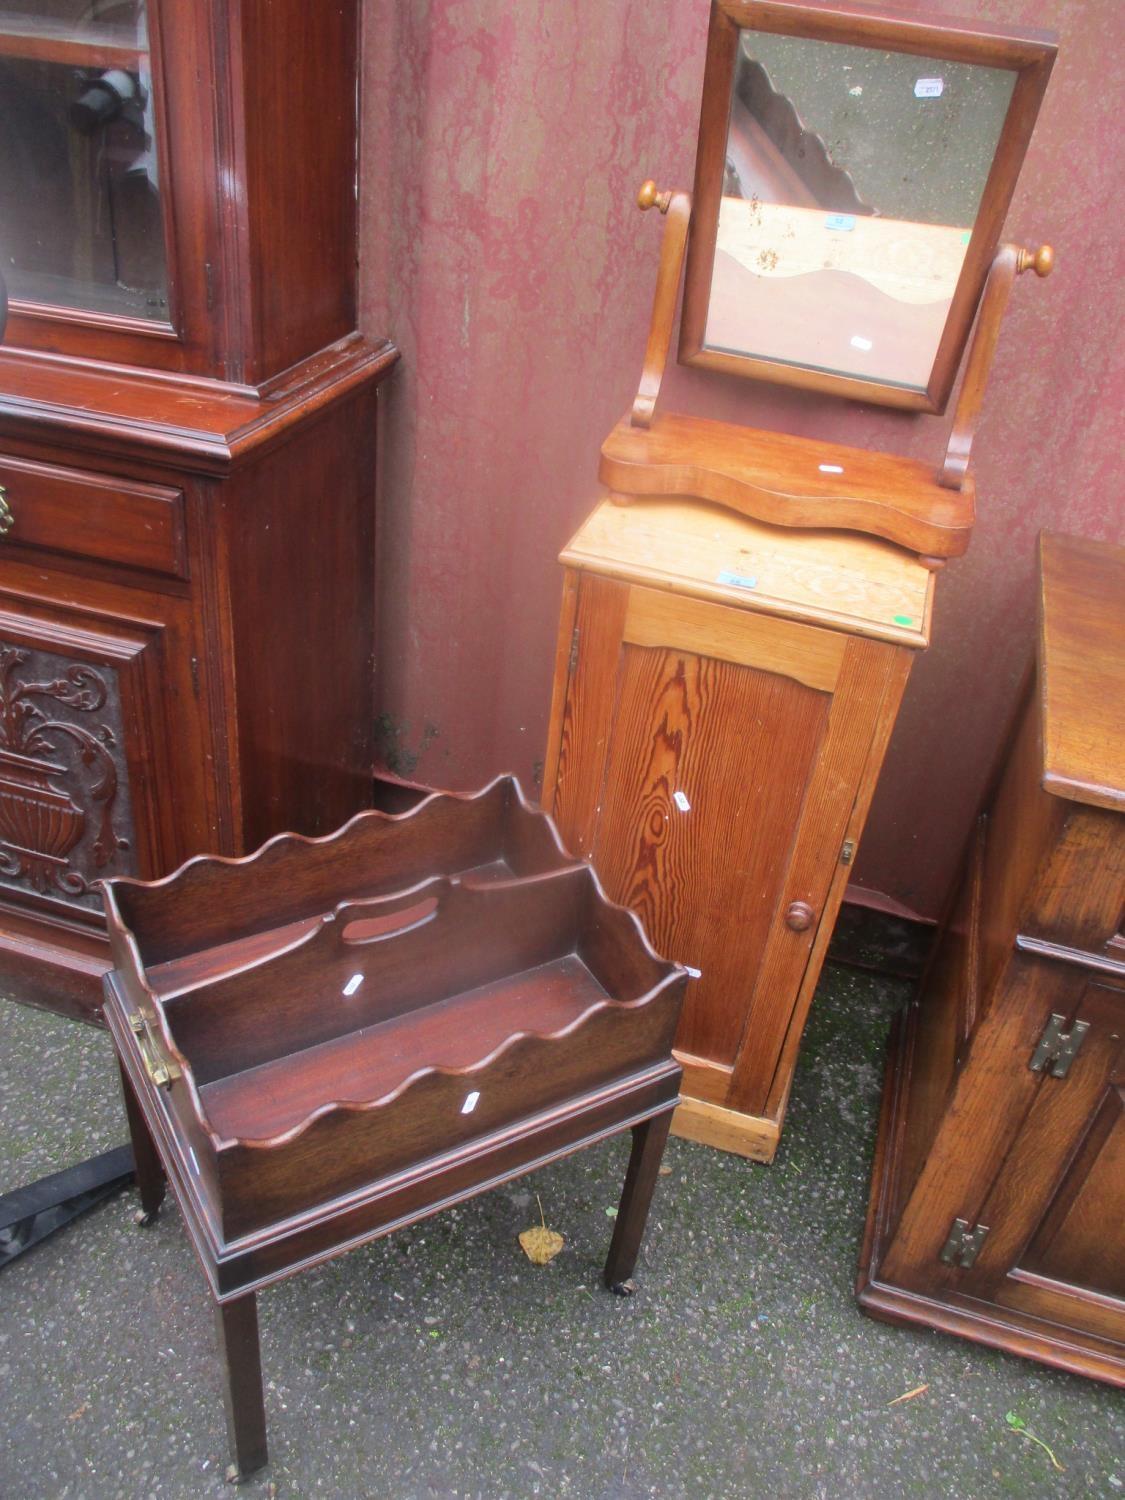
[1017,243,1054,277]
[637,180,672,214]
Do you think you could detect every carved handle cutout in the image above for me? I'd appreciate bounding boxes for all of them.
[339,894,440,944]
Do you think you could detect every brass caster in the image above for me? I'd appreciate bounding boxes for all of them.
[608,1278,636,1297]
[134,1207,159,1228]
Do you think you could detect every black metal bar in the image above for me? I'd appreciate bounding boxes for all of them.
[0,1145,135,1268]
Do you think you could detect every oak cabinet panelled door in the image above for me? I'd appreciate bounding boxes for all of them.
[859,533,1125,1386]
[544,497,934,1161]
[0,0,397,1019]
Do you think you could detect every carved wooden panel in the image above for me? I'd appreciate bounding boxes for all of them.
[0,639,137,910]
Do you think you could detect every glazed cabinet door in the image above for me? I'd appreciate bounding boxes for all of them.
[0,0,362,380]
[547,572,909,1119]
[0,560,215,928]
[0,0,171,325]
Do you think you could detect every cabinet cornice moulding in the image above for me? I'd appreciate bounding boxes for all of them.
[0,338,399,476]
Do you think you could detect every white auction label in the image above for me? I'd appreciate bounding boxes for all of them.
[914,77,944,98]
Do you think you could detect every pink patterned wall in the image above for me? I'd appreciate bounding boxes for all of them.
[360,0,1124,920]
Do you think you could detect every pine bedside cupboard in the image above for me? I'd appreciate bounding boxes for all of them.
[543,496,935,1161]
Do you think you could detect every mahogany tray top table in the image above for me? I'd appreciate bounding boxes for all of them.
[102,778,686,1478]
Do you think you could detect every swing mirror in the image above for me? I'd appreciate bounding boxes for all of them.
[680,2,1055,411]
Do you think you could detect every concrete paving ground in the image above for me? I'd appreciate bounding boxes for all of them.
[0,966,1121,1500]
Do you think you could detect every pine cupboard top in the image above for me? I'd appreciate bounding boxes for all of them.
[1038,531,1125,812]
[560,498,933,649]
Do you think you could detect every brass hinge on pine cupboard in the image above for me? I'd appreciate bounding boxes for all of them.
[568,626,580,674]
[939,1217,990,1268]
[1029,1013,1090,1079]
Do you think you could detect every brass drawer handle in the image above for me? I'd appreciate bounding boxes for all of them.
[0,486,13,536]
[128,1010,181,1089]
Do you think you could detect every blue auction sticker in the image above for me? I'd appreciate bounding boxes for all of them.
[824,214,856,232]
[717,570,758,590]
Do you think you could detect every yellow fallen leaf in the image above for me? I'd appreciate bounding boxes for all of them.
[519,1194,564,1266]
[519,1224,564,1265]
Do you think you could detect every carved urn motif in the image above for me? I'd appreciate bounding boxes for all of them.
[0,747,86,893]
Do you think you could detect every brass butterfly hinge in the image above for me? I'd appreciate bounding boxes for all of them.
[1029,1013,1090,1079]
[939,1217,989,1269]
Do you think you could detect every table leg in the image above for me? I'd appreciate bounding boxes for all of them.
[603,1110,673,1294]
[116,1059,166,1227]
[215,1292,269,1480]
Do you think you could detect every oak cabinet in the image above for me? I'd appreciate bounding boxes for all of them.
[543,497,933,1161]
[0,0,398,1021]
[859,532,1125,1386]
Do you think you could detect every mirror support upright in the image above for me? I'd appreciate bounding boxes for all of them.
[630,182,693,430]
[940,242,1054,491]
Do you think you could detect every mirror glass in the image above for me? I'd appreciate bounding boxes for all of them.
[705,34,1016,391]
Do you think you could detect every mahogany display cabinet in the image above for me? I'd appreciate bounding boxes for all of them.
[859,533,1124,1386]
[543,495,934,1161]
[0,0,397,1021]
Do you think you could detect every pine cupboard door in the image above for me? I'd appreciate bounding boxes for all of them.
[0,562,216,928]
[545,571,912,1133]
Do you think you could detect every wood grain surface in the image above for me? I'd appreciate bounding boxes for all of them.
[1038,532,1125,812]
[547,574,631,862]
[728,633,901,1113]
[624,585,844,692]
[600,411,974,558]
[589,636,829,1065]
[670,1095,779,1161]
[564,495,933,647]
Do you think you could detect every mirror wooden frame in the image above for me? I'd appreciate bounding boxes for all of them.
[679,0,1056,412]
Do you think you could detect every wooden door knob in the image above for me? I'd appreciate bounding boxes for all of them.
[1016,243,1054,278]
[785,901,815,932]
